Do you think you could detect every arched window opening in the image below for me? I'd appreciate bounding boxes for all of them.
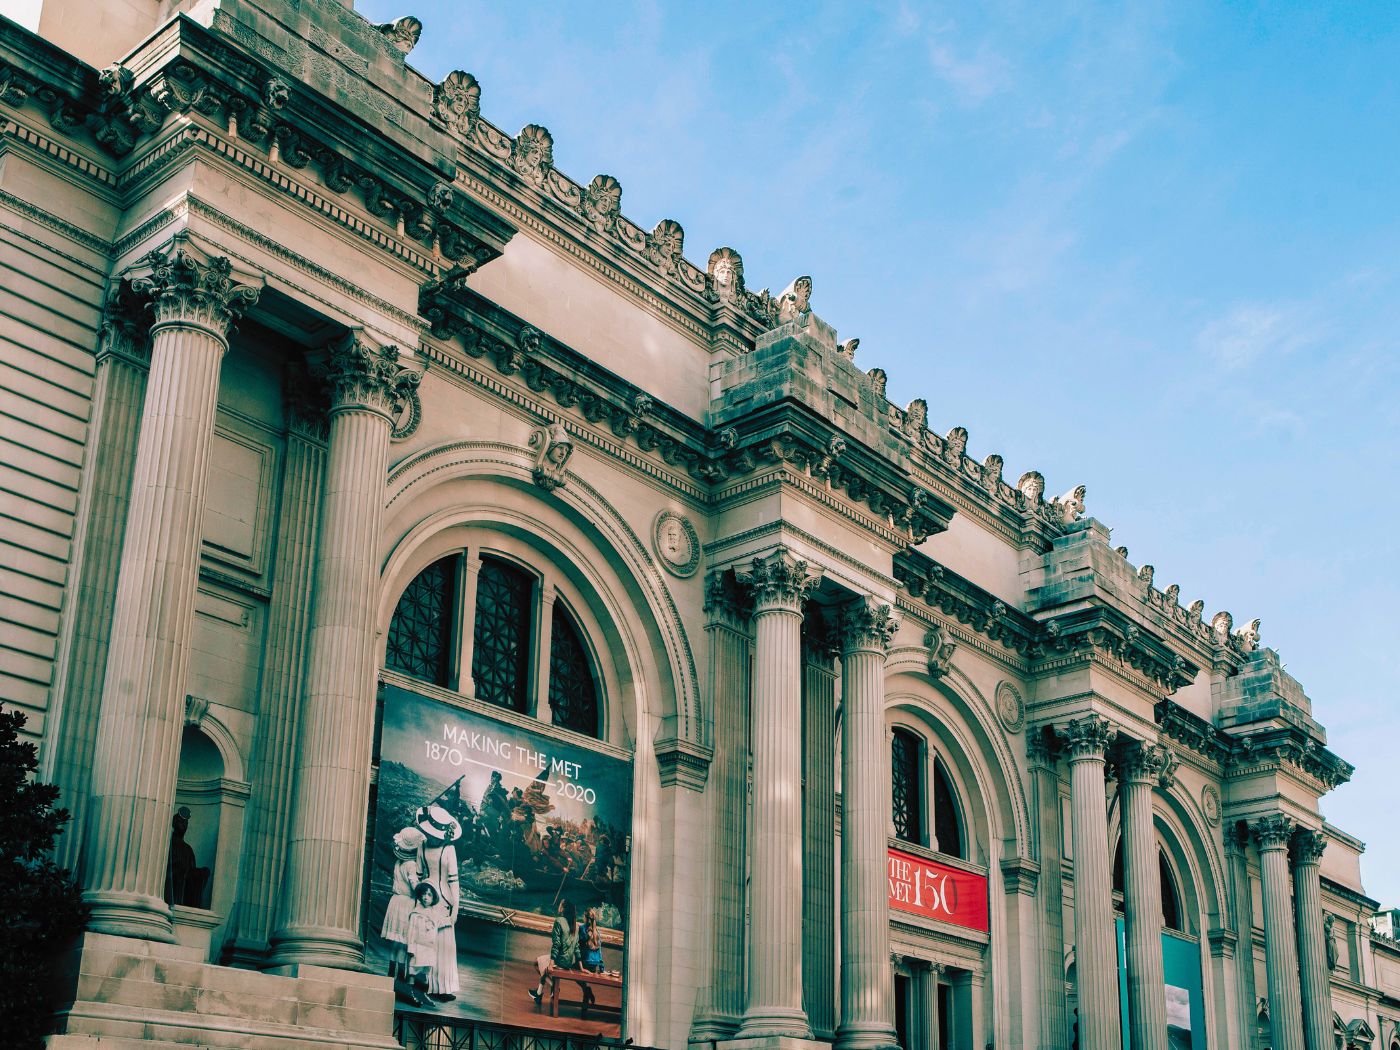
[471,556,534,712]
[548,604,598,736]
[1159,852,1183,932]
[890,728,923,845]
[931,756,963,860]
[385,554,457,686]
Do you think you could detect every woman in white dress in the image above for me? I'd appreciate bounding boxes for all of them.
[416,804,462,1000]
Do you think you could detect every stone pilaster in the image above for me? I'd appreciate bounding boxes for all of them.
[1028,730,1070,1048]
[270,334,418,968]
[82,242,260,939]
[835,596,900,1050]
[1252,815,1305,1050]
[691,571,753,1041]
[223,377,327,964]
[1225,822,1262,1050]
[735,548,821,1040]
[1063,715,1121,1050]
[45,284,150,875]
[919,962,942,1050]
[1118,741,1175,1050]
[802,608,838,1041]
[1291,829,1332,1050]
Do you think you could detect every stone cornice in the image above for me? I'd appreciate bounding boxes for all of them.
[893,549,1040,657]
[1155,699,1230,765]
[1037,605,1199,694]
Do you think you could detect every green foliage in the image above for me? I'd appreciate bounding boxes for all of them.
[0,705,88,1048]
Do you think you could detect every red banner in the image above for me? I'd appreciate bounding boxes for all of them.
[887,846,989,933]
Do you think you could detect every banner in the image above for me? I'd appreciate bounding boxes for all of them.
[887,846,989,933]
[368,683,632,1036]
[1115,919,1207,1049]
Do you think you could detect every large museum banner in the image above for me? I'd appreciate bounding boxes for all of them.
[1115,920,1206,1049]
[368,683,632,1036]
[887,846,990,932]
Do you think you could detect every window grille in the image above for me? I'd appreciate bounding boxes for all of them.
[384,556,456,686]
[891,728,923,844]
[471,556,533,712]
[548,605,599,736]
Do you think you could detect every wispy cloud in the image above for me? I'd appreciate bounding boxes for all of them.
[927,36,1012,104]
[1196,302,1320,369]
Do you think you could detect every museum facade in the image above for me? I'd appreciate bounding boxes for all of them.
[2,1,1398,1048]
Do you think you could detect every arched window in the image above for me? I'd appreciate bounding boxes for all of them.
[471,556,533,712]
[383,549,606,739]
[1112,842,1185,932]
[891,728,923,845]
[384,554,456,686]
[931,756,964,860]
[548,604,598,736]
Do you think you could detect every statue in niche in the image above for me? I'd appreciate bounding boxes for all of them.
[164,806,210,909]
[1324,913,1340,970]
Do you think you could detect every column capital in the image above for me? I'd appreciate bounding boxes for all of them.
[320,332,420,419]
[1290,828,1327,867]
[1117,740,1176,786]
[1061,714,1114,761]
[703,568,753,626]
[1250,813,1295,851]
[96,279,152,368]
[838,595,900,655]
[739,547,822,614]
[128,237,261,340]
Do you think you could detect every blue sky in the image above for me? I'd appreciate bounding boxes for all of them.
[355,0,1400,904]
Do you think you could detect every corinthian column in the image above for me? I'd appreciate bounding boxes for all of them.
[1063,715,1121,1050]
[269,335,418,968]
[82,241,260,939]
[1252,815,1305,1050]
[736,548,821,1040]
[1118,741,1175,1050]
[1291,829,1332,1050]
[835,596,900,1050]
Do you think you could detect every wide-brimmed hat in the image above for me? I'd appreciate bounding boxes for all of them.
[416,804,462,843]
[393,826,426,856]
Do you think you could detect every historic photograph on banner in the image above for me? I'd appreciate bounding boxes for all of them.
[368,683,632,1035]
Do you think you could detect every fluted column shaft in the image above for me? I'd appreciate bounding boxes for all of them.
[1253,815,1305,1050]
[224,419,326,964]
[737,549,821,1039]
[1291,830,1332,1050]
[802,628,838,1041]
[1119,743,1174,1050]
[836,597,900,1050]
[82,244,259,940]
[1064,716,1121,1050]
[271,336,418,968]
[46,292,149,875]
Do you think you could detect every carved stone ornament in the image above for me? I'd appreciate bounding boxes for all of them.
[434,71,481,135]
[1139,564,1155,587]
[868,367,888,399]
[428,181,454,213]
[739,547,822,613]
[1234,617,1261,653]
[995,681,1025,733]
[1054,484,1086,525]
[320,333,420,418]
[1062,715,1114,760]
[1211,610,1234,645]
[1017,470,1045,506]
[943,426,968,464]
[926,623,957,678]
[184,694,210,728]
[838,596,900,654]
[1200,784,1221,826]
[1118,741,1175,785]
[775,275,813,324]
[706,246,745,304]
[902,398,928,441]
[653,511,700,578]
[128,240,262,336]
[529,421,573,491]
[389,385,423,441]
[377,15,422,55]
[837,337,860,359]
[645,219,685,276]
[1291,828,1327,865]
[511,124,554,185]
[1187,600,1205,626]
[1250,813,1294,850]
[582,174,622,235]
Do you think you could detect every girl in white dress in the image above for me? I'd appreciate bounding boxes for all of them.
[416,804,462,1000]
[381,826,425,979]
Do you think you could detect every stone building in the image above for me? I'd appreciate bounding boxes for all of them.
[1,1,1397,1048]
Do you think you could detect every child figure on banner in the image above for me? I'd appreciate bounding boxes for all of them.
[416,803,462,1001]
[404,881,448,1009]
[382,826,426,982]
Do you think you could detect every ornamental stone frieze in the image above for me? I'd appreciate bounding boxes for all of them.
[837,596,900,655]
[739,548,822,614]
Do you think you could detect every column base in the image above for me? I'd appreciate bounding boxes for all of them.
[833,1021,900,1050]
[49,931,399,1049]
[691,1009,743,1042]
[267,925,368,972]
[718,1036,829,1050]
[82,889,177,943]
[733,1008,816,1042]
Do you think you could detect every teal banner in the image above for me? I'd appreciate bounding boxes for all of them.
[1116,918,1207,1049]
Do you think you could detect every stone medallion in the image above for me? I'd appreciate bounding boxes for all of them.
[995,681,1025,733]
[1201,784,1222,827]
[653,511,700,578]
